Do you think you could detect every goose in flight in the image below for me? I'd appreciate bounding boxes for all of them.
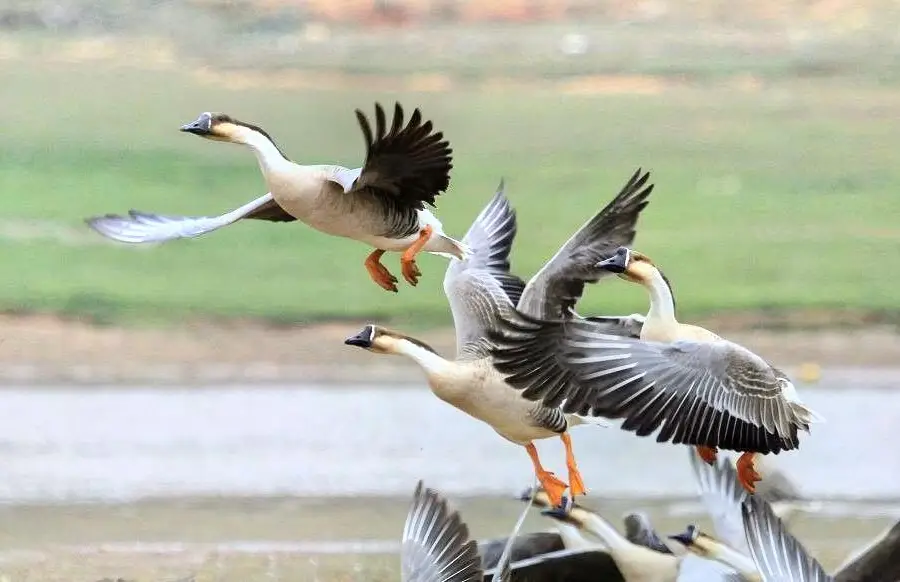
[86,103,466,292]
[345,170,654,508]
[489,245,822,493]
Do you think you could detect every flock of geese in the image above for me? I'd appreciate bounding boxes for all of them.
[396,449,900,582]
[83,103,888,580]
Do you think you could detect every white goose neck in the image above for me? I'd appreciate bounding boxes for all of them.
[582,513,630,552]
[392,338,450,377]
[237,127,291,174]
[643,267,677,326]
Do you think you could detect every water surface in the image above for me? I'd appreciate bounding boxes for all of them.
[0,379,896,503]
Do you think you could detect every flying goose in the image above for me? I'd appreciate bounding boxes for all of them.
[402,480,533,582]
[681,450,900,582]
[740,495,831,582]
[344,170,654,508]
[542,500,743,581]
[488,246,822,494]
[86,103,466,292]
[682,448,816,561]
[523,486,678,556]
[668,525,760,582]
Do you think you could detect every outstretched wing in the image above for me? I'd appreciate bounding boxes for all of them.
[85,192,294,244]
[689,448,751,554]
[492,314,805,452]
[742,495,832,582]
[402,481,483,582]
[488,308,644,413]
[331,102,452,213]
[443,183,526,359]
[517,168,654,320]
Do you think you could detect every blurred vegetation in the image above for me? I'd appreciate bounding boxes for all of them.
[0,2,898,327]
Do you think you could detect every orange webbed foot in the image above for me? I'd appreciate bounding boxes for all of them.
[364,249,399,293]
[537,470,569,508]
[736,452,761,493]
[400,225,433,287]
[567,467,587,498]
[696,446,719,465]
[401,259,422,286]
[561,432,587,498]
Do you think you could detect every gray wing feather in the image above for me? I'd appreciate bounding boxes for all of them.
[518,168,654,320]
[689,448,751,554]
[488,308,644,412]
[741,496,833,582]
[444,184,526,359]
[402,481,482,582]
[558,321,805,453]
[85,192,282,244]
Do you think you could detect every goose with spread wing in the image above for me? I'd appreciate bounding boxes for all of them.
[489,246,822,493]
[402,480,533,582]
[676,448,900,582]
[86,103,465,292]
[542,500,743,581]
[741,495,831,582]
[670,448,814,575]
[344,170,654,508]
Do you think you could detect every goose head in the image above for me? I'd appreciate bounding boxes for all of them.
[595,246,658,284]
[344,324,439,357]
[668,524,715,556]
[180,112,285,151]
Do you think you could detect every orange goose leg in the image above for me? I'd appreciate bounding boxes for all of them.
[561,432,587,497]
[525,442,568,508]
[400,225,433,286]
[736,452,762,493]
[364,249,399,293]
[696,445,719,465]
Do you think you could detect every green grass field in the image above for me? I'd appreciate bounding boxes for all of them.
[1,62,898,327]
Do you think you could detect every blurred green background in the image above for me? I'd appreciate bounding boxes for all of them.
[1,0,898,329]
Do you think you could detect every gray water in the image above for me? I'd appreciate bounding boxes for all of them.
[0,378,897,504]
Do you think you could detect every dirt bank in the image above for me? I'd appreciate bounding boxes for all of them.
[0,313,897,384]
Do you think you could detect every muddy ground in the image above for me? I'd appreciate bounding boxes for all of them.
[0,313,897,384]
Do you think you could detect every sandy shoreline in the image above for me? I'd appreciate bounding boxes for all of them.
[0,313,897,384]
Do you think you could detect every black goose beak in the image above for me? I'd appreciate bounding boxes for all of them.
[596,246,630,273]
[540,499,576,523]
[344,325,375,348]
[668,526,697,547]
[180,112,212,135]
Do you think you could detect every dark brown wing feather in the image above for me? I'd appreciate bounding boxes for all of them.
[243,198,297,222]
[351,102,453,211]
[518,168,654,320]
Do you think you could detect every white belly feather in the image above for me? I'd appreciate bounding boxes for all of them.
[426,362,559,445]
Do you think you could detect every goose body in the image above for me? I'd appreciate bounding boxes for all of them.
[86,103,467,292]
[345,169,656,507]
[489,245,823,494]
